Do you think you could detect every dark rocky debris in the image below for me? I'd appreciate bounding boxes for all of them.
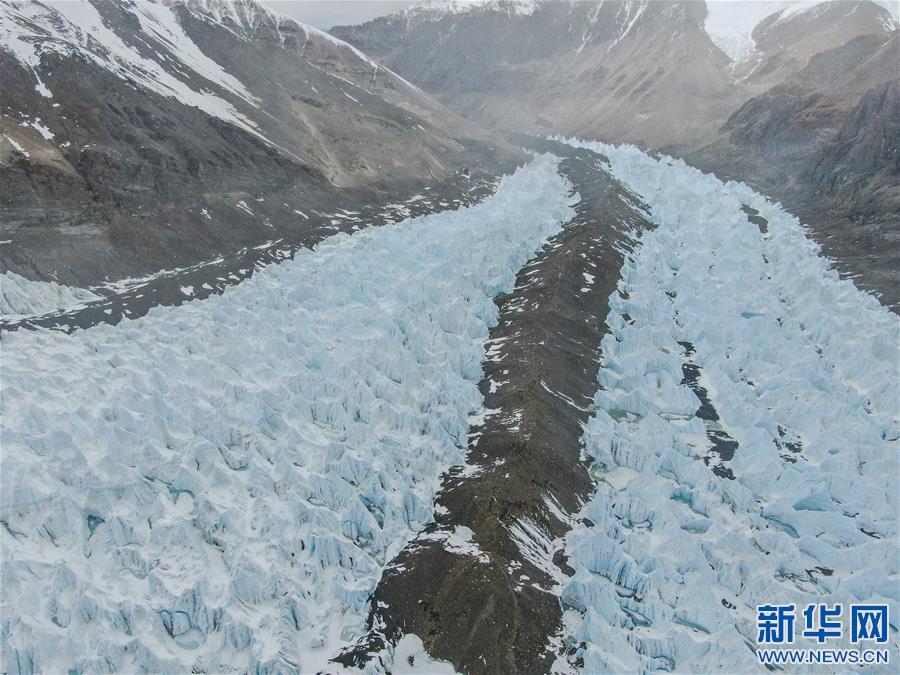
[336,138,653,675]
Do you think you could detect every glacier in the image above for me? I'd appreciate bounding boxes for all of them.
[0,272,101,319]
[555,140,899,673]
[0,155,575,674]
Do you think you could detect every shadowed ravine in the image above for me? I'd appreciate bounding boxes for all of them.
[336,139,654,674]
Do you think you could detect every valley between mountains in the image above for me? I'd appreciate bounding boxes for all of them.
[1,2,898,674]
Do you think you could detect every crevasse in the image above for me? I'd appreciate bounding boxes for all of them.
[556,140,899,673]
[0,155,576,674]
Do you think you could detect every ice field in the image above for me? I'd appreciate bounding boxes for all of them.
[556,140,899,673]
[0,156,575,674]
[2,141,897,674]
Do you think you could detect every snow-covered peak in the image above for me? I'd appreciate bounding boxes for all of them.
[753,0,898,52]
[171,0,303,41]
[706,0,898,64]
[774,0,830,21]
[174,0,405,86]
[761,0,858,33]
[762,0,897,28]
[791,0,898,29]
[384,0,677,46]
[0,0,413,150]
[466,0,543,15]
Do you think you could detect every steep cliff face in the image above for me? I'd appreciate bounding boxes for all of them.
[720,33,896,165]
[700,5,899,307]
[0,0,517,285]
[706,30,898,208]
[810,78,898,221]
[333,0,741,151]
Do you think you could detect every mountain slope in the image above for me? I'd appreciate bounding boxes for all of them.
[0,0,518,285]
[332,0,742,151]
[334,0,896,151]
[735,0,898,88]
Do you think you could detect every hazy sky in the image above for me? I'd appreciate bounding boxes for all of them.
[263,0,900,30]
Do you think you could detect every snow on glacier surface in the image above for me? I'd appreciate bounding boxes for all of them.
[0,155,575,674]
[557,139,899,673]
[0,271,101,319]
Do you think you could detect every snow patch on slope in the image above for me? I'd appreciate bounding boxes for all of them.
[556,139,898,673]
[188,0,425,95]
[0,272,101,319]
[132,1,259,105]
[391,634,458,673]
[0,155,575,674]
[363,633,459,674]
[179,0,291,38]
[772,0,832,23]
[0,0,266,140]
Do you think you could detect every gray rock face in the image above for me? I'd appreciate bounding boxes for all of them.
[754,0,894,56]
[333,0,742,151]
[811,78,898,222]
[0,0,518,285]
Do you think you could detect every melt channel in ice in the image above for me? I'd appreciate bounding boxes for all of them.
[555,139,899,673]
[0,155,576,674]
